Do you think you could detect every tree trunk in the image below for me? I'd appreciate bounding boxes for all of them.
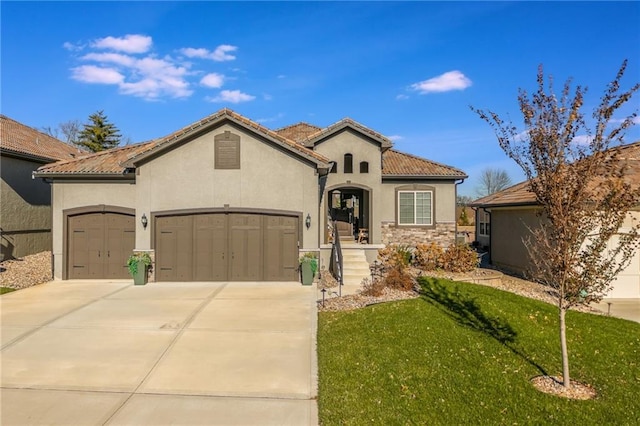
[559,307,570,388]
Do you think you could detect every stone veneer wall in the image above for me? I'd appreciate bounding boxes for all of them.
[381,222,456,247]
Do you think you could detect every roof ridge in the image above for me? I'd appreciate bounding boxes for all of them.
[274,122,321,132]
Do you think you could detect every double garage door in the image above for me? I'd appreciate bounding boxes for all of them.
[155,213,299,282]
[67,212,135,279]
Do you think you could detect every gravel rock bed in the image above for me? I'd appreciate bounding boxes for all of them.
[318,268,599,314]
[0,251,52,289]
[318,287,420,312]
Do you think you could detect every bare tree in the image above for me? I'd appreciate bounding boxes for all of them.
[476,168,512,197]
[41,120,81,145]
[472,60,640,389]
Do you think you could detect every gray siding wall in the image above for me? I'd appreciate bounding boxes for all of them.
[1,155,52,260]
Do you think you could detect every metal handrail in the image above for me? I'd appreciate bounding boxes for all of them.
[329,219,344,296]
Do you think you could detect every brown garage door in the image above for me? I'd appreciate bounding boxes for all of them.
[155,213,299,282]
[68,212,135,279]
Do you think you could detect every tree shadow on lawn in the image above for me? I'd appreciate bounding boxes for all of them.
[420,277,548,376]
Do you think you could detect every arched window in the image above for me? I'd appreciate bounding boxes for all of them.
[360,161,369,173]
[344,153,353,173]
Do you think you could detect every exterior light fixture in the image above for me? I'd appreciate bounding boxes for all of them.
[141,213,148,230]
[305,213,311,230]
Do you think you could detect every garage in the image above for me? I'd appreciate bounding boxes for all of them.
[154,212,300,282]
[67,211,135,279]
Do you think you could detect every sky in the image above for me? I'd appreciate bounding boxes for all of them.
[2,1,639,197]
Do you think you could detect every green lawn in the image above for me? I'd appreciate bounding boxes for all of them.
[318,277,640,425]
[0,287,16,295]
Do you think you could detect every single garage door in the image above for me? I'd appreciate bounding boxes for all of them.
[67,212,135,279]
[155,213,299,282]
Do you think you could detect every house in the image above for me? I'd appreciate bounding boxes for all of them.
[34,109,467,282]
[1,115,82,260]
[471,141,640,298]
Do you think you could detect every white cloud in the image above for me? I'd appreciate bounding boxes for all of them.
[609,116,640,125]
[207,90,255,103]
[63,41,84,51]
[71,65,124,84]
[200,73,225,88]
[572,135,593,145]
[67,35,244,101]
[256,113,284,123]
[92,34,152,54]
[180,44,237,61]
[411,70,472,94]
[82,52,136,67]
[396,94,409,100]
[388,135,403,141]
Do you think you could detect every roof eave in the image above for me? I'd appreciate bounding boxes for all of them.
[469,200,539,208]
[33,171,135,180]
[304,122,392,148]
[1,148,61,164]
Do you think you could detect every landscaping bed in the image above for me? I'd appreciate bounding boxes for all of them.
[0,251,52,290]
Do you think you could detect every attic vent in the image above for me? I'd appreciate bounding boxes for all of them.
[214,131,240,169]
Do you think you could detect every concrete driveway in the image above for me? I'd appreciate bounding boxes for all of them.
[1,281,318,425]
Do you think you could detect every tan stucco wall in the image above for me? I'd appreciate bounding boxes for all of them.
[135,123,320,250]
[490,207,640,298]
[50,182,136,279]
[315,130,383,243]
[1,155,52,260]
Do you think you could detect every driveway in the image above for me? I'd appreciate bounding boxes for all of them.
[1,281,318,425]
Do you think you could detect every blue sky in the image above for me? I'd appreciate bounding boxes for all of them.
[2,1,639,196]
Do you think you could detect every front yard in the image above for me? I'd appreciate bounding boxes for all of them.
[318,277,640,425]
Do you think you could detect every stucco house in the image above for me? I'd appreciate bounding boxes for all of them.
[34,109,467,282]
[1,115,82,261]
[471,141,640,298]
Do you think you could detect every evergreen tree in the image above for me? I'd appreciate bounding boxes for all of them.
[76,110,121,152]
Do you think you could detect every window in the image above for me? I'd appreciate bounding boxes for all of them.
[360,161,369,173]
[479,209,490,236]
[398,191,432,225]
[344,154,353,173]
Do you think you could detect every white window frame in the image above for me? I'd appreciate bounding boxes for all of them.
[479,209,490,236]
[397,190,433,226]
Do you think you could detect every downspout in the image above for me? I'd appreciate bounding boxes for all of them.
[487,208,492,264]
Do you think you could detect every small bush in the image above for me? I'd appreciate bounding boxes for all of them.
[383,266,414,291]
[440,244,479,272]
[377,244,413,270]
[360,277,385,297]
[414,242,444,270]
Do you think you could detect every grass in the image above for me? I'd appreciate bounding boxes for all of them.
[0,287,16,295]
[318,277,640,425]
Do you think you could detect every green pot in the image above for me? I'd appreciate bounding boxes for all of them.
[133,261,148,286]
[301,259,316,285]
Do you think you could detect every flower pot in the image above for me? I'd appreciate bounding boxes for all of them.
[133,261,149,286]
[301,258,317,285]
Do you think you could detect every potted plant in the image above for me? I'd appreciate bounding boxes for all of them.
[299,252,318,285]
[127,252,152,285]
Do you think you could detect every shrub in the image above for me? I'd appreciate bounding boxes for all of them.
[440,244,479,272]
[360,277,385,297]
[383,266,414,291]
[414,242,444,270]
[377,244,413,270]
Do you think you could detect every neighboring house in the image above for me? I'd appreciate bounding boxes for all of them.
[471,141,640,298]
[34,109,467,282]
[1,115,82,261]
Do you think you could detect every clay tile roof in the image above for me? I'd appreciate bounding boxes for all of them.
[35,141,156,176]
[129,108,329,166]
[382,149,467,178]
[275,122,322,143]
[1,115,84,162]
[302,118,393,147]
[472,141,640,208]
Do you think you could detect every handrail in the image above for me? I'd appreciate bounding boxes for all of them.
[329,219,344,296]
